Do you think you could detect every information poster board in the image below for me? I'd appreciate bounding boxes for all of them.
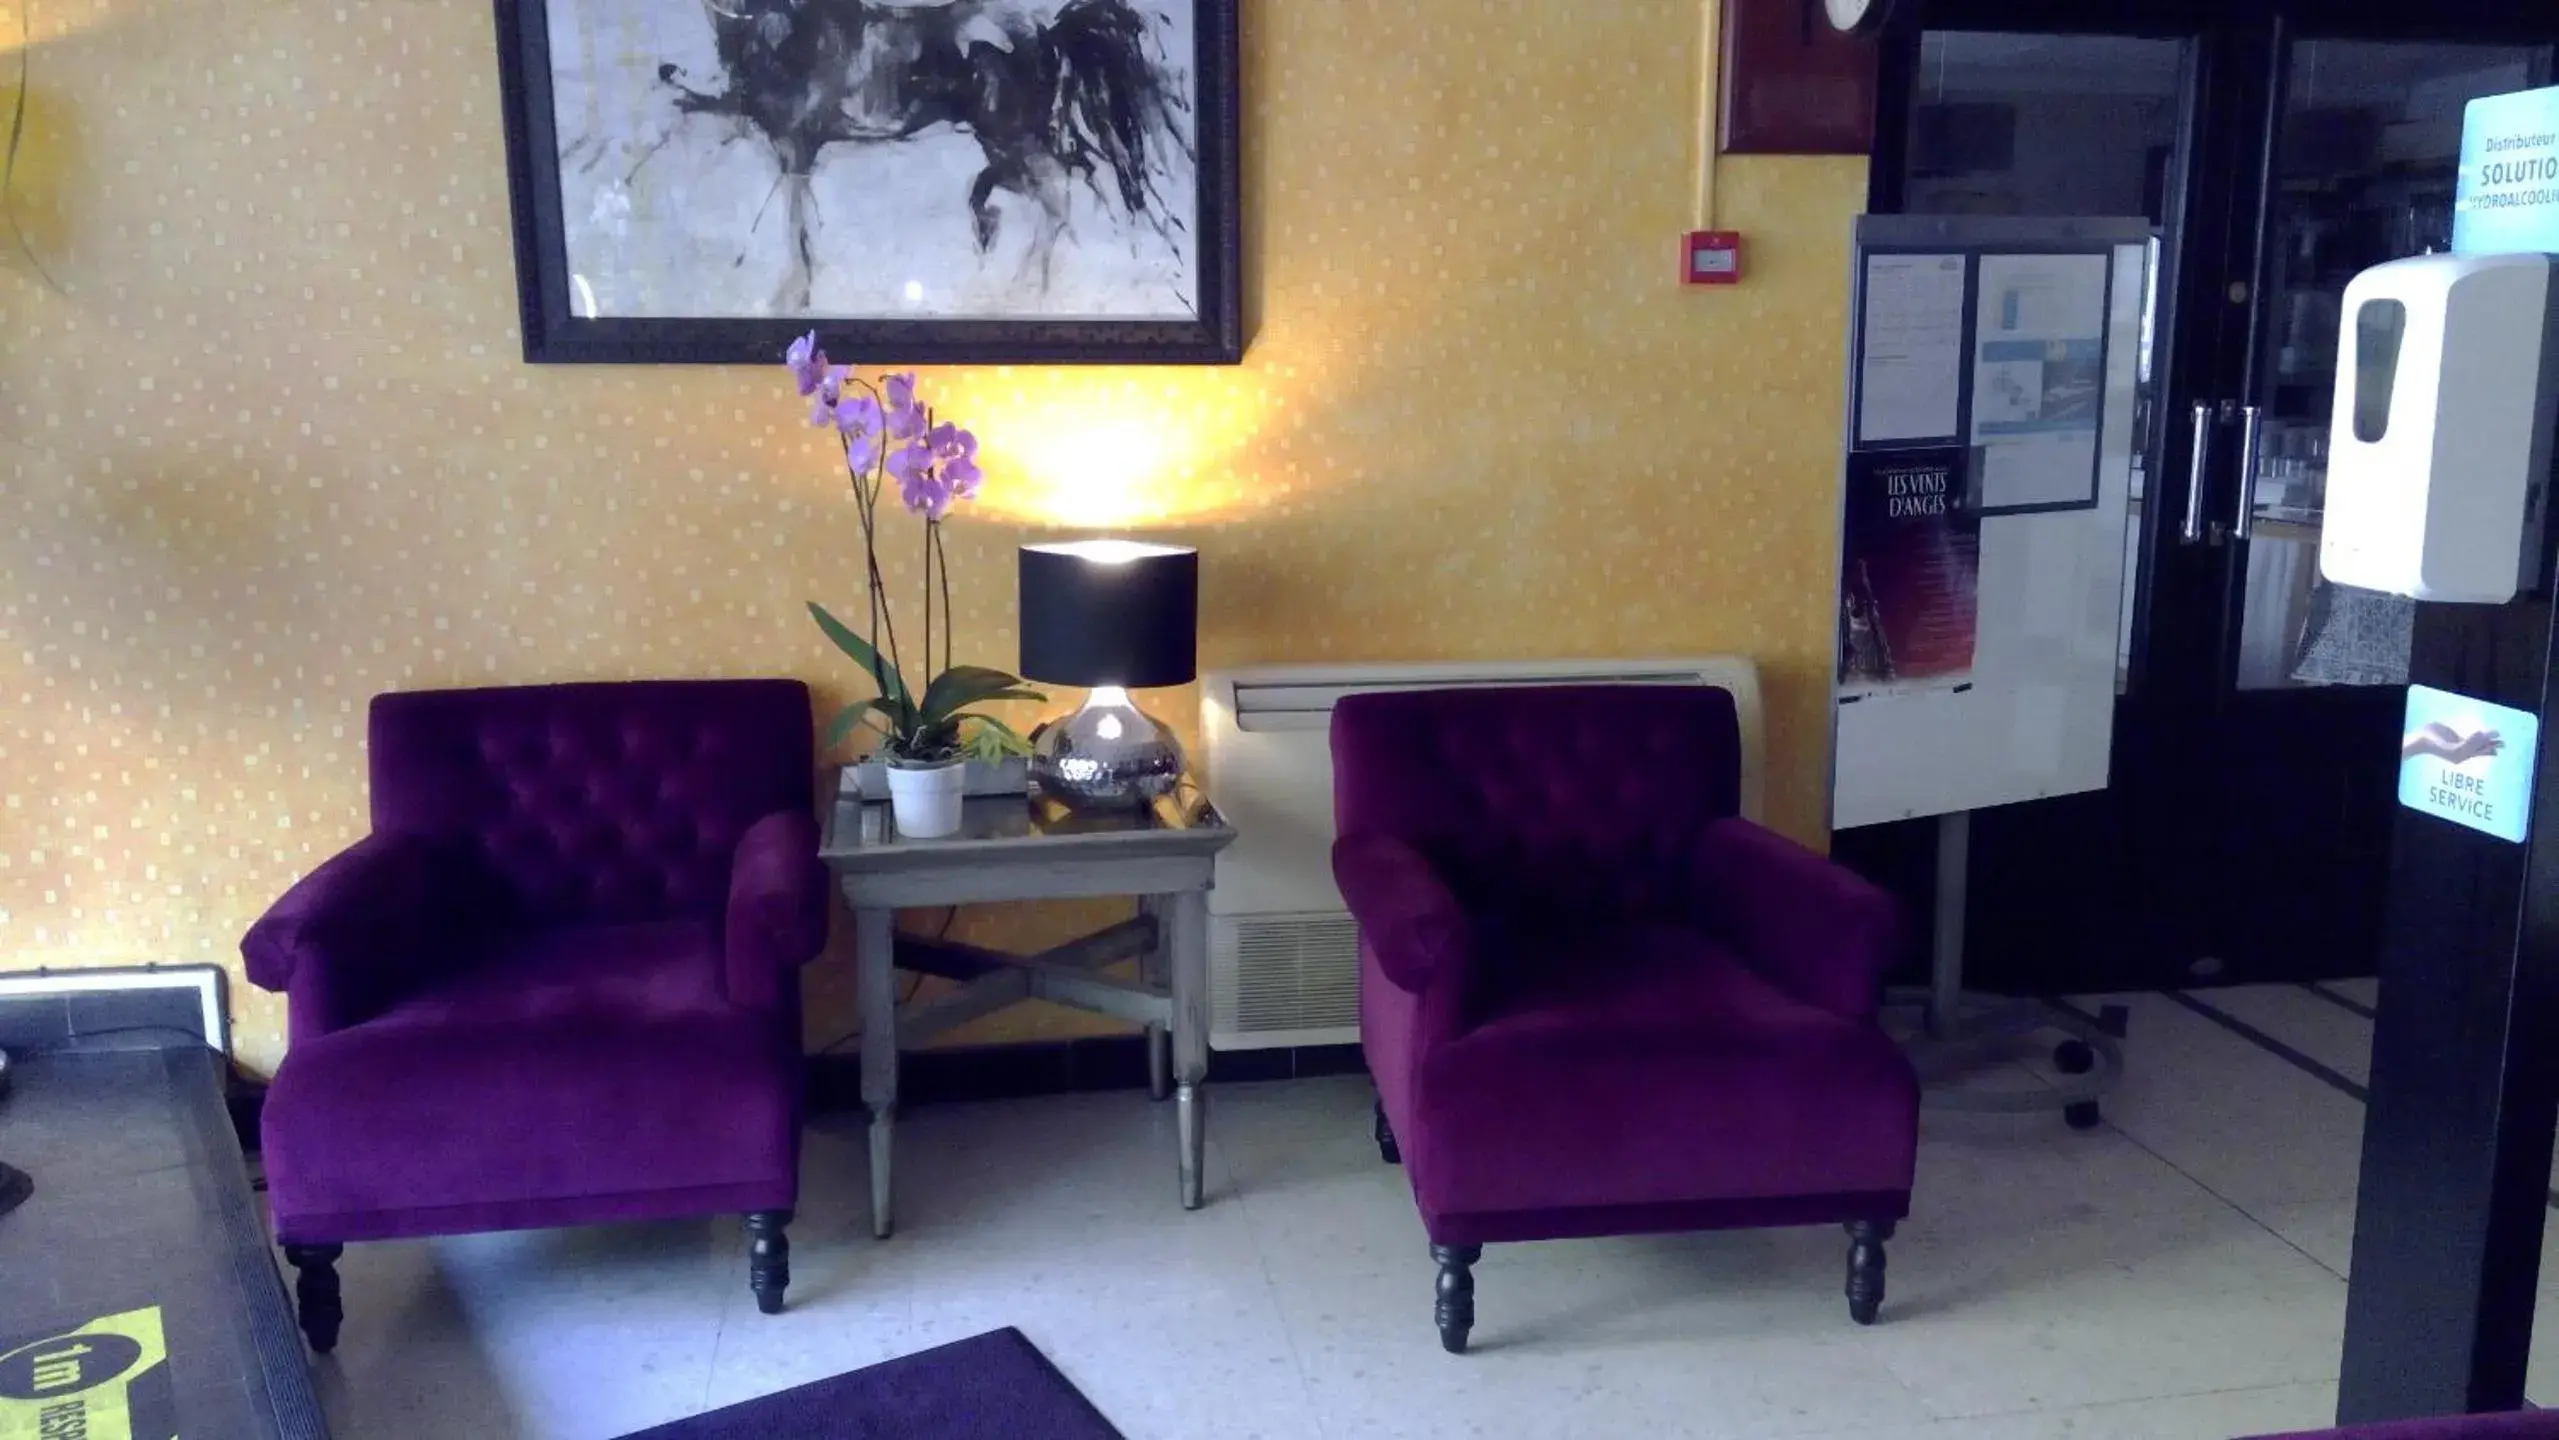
[1833,216,2151,829]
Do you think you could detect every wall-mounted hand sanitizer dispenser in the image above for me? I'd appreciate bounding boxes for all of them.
[2320,252,2559,603]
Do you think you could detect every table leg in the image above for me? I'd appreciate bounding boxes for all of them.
[1169,888,1211,1209]
[856,905,899,1240]
[1139,895,1172,1102]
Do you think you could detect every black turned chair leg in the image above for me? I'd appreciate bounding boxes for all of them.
[746,1210,792,1315]
[1374,1098,1401,1165]
[1845,1219,1894,1326]
[282,1243,344,1353]
[1431,1243,1481,1354]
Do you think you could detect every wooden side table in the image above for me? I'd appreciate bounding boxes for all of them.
[818,783,1238,1237]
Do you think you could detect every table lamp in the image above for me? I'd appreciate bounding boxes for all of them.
[1018,540,1198,808]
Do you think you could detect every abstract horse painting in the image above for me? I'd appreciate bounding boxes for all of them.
[497,0,1239,362]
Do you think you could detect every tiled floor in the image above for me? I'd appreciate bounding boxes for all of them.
[289,984,2548,1439]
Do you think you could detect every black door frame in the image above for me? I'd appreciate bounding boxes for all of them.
[1856,0,2559,991]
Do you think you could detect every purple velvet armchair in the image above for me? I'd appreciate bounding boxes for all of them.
[1331,684,1919,1353]
[245,680,827,1352]
[2250,1415,2559,1439]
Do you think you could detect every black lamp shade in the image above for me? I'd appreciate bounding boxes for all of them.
[1018,542,1199,689]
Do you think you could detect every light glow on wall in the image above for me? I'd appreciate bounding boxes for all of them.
[956,374,1280,529]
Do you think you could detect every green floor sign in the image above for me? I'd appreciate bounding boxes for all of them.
[0,1308,173,1440]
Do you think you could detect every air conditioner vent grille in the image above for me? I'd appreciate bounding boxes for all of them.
[1214,914,1363,1038]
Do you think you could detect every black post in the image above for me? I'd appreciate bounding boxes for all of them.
[0,1049,25,1217]
[2338,593,2559,1422]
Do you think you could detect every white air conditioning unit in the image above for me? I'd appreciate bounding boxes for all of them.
[1199,657,1765,1051]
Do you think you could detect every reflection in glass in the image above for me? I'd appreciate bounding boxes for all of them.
[1905,34,2186,224]
[1900,33,2185,692]
[2240,40,2549,691]
[2351,300,2408,445]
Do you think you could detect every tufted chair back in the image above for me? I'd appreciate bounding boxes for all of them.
[1332,685,1742,928]
[368,680,815,928]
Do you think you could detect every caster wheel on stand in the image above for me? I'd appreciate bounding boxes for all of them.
[2064,1100,2103,1131]
[2053,1039,2096,1075]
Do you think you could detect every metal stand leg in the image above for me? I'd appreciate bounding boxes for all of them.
[1140,896,1172,1102]
[1887,810,2129,1120]
[1170,889,1210,1208]
[1929,812,1968,1038]
[856,905,899,1239]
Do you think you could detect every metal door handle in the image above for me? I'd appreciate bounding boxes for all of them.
[2233,404,2264,543]
[2182,400,2216,544]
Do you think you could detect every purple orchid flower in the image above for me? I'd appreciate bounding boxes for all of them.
[886,437,931,486]
[837,392,886,470]
[889,439,952,519]
[927,423,982,500]
[808,367,847,426]
[836,391,883,440]
[846,430,883,474]
[883,373,926,441]
[928,421,976,463]
[786,331,830,397]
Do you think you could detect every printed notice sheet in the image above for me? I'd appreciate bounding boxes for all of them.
[1969,252,2110,512]
[1857,253,1967,445]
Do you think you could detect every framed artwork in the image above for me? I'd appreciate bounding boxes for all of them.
[1719,0,1877,155]
[493,0,1243,365]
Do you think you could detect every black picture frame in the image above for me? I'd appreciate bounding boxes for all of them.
[491,0,1244,366]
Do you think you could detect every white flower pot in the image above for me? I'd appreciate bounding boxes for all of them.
[885,759,967,838]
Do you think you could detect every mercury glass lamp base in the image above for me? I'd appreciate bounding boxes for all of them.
[1032,691,1185,808]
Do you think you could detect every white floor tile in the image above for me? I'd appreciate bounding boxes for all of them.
[306,1219,734,1440]
[2253,1197,2356,1280]
[1786,1381,2339,1440]
[2524,1221,2559,1408]
[1867,1204,2347,1417]
[2183,985,2373,1090]
[2069,993,2369,1214]
[296,1006,2431,1440]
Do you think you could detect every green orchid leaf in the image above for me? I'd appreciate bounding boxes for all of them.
[807,602,912,715]
[964,688,1047,709]
[823,698,898,752]
[918,665,1039,727]
[964,713,1035,758]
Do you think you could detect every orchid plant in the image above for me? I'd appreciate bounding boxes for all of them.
[791,332,1041,766]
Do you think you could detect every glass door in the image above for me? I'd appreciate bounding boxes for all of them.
[2233,38,2553,693]
[1856,10,2238,995]
[1866,0,2559,993]
[1893,30,2192,695]
[2189,25,2556,980]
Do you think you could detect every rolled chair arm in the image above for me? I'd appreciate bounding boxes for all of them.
[724,809,827,1011]
[242,830,472,1038]
[1691,817,1902,1021]
[1333,833,1474,994]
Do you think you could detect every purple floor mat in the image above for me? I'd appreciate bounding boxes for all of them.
[615,1327,1122,1440]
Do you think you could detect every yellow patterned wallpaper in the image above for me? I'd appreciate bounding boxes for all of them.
[1,0,1867,1076]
